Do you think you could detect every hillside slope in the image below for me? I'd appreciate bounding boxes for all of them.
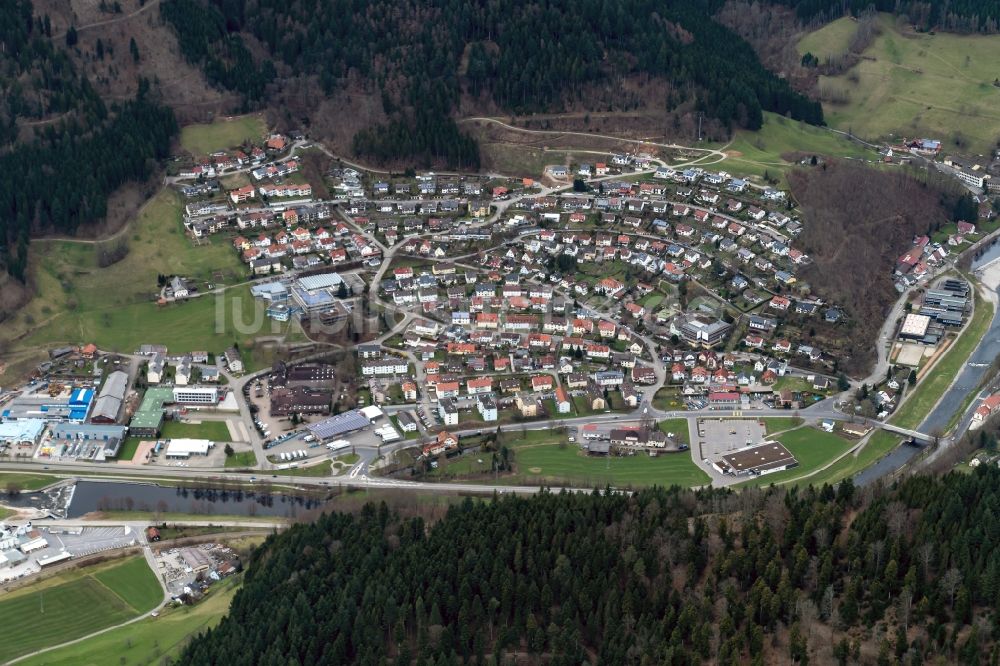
[159,0,824,167]
[798,13,1000,153]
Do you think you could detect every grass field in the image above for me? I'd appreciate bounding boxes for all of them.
[224,451,257,468]
[180,115,267,155]
[652,387,685,410]
[657,418,690,446]
[161,421,232,441]
[0,556,161,662]
[739,426,855,488]
[717,112,871,184]
[1,187,261,357]
[0,472,58,491]
[891,291,994,431]
[794,430,901,488]
[19,577,240,666]
[797,17,859,60]
[762,417,805,435]
[799,14,1000,152]
[117,437,142,461]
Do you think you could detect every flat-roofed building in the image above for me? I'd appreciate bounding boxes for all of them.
[165,438,214,458]
[716,442,797,476]
[172,387,220,405]
[899,313,931,341]
[0,419,45,450]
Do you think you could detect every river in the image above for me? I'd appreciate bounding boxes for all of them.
[855,241,1000,486]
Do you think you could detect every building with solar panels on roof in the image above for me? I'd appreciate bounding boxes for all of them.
[306,410,371,442]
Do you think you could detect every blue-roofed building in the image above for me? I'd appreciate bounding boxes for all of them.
[292,285,336,314]
[2,388,93,423]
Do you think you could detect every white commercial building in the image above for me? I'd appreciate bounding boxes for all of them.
[165,438,214,458]
[172,387,220,404]
[360,406,385,422]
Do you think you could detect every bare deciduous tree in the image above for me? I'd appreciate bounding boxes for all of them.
[941,568,962,610]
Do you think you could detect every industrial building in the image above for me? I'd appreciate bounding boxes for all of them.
[129,387,174,437]
[0,419,45,451]
[90,371,129,424]
[271,362,337,388]
[49,423,128,458]
[2,388,94,422]
[269,387,332,416]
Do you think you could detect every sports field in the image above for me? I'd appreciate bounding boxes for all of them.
[799,14,1000,152]
[739,426,854,488]
[509,434,710,488]
[0,556,161,662]
[180,115,267,155]
[18,577,240,666]
[793,430,901,488]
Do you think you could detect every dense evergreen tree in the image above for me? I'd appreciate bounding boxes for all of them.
[182,467,1000,664]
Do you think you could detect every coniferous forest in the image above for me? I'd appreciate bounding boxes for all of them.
[181,467,1000,665]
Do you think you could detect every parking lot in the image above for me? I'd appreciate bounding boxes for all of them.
[41,526,139,557]
[696,418,767,461]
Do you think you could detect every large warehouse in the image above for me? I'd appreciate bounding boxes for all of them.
[90,371,129,424]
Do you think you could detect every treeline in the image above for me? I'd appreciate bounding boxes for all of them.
[181,469,1000,664]
[776,0,1000,33]
[160,0,822,167]
[1,81,177,280]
